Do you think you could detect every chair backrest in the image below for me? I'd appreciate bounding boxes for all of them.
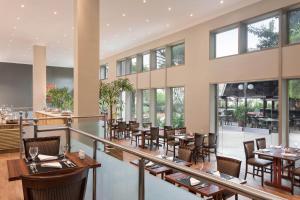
[255,138,266,150]
[117,121,126,131]
[129,120,136,125]
[216,155,241,178]
[178,148,192,162]
[178,127,186,134]
[163,126,172,138]
[23,136,60,158]
[21,167,89,200]
[208,133,217,147]
[143,122,152,128]
[166,129,175,141]
[194,133,204,148]
[150,127,159,140]
[243,140,255,160]
[130,122,139,131]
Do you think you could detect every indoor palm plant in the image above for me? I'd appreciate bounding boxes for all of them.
[47,87,73,111]
[99,78,134,138]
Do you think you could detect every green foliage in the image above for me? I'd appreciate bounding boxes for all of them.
[172,114,184,129]
[47,87,73,110]
[289,80,300,99]
[99,78,134,114]
[248,18,279,49]
[289,10,300,43]
[233,105,250,123]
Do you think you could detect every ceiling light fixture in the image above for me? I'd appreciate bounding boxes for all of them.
[143,0,147,3]
[166,23,170,28]
[53,11,58,15]
[13,26,17,30]
[122,13,126,17]
[20,4,25,8]
[145,19,150,23]
[16,17,21,20]
[220,0,224,4]
[168,7,172,11]
[189,13,194,17]
[106,23,110,27]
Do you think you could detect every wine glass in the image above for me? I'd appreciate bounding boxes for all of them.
[62,144,69,159]
[29,147,38,163]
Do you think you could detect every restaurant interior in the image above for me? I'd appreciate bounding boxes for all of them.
[1,0,300,200]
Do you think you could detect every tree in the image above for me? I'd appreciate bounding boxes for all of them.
[289,10,300,43]
[99,78,134,139]
[248,18,279,49]
[289,80,300,99]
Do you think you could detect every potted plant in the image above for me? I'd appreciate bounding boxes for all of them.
[233,105,248,127]
[47,87,73,111]
[99,78,134,139]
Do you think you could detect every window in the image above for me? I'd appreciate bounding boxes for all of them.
[142,53,150,72]
[130,57,137,74]
[117,91,126,120]
[288,79,300,147]
[131,91,136,120]
[171,87,185,128]
[215,28,239,58]
[117,60,126,76]
[171,43,185,66]
[142,90,150,123]
[156,89,166,127]
[155,48,166,69]
[288,9,300,44]
[247,16,279,52]
[100,64,108,80]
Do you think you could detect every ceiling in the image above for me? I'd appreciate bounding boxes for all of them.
[0,0,261,68]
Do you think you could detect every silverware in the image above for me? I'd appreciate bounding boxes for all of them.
[32,163,38,173]
[67,160,76,167]
[29,165,35,173]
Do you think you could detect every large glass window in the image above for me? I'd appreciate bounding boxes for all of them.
[142,90,150,123]
[130,57,137,74]
[288,9,300,44]
[100,64,108,80]
[117,60,126,76]
[247,16,279,52]
[117,91,126,120]
[171,87,185,128]
[288,79,300,147]
[131,91,136,120]
[215,28,239,58]
[171,43,185,66]
[156,89,166,127]
[155,48,166,69]
[142,53,150,72]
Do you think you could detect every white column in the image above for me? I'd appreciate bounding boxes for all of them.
[136,90,142,125]
[32,45,46,111]
[125,92,131,122]
[74,0,100,116]
[165,88,172,126]
[150,89,156,126]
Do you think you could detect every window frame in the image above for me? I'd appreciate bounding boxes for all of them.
[155,47,167,69]
[100,64,108,80]
[170,42,185,66]
[287,7,300,45]
[142,52,150,72]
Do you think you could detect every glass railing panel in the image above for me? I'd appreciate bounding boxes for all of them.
[145,172,204,200]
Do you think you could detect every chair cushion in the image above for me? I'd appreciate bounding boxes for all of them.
[247,158,272,167]
[258,154,273,161]
[294,167,300,176]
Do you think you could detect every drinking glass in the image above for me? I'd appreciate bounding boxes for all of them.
[62,144,69,159]
[29,147,38,163]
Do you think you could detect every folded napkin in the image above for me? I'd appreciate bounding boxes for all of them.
[190,177,201,186]
[41,162,62,169]
[274,146,282,149]
[166,157,174,161]
[213,171,221,177]
[230,178,243,184]
[281,153,297,157]
[261,149,270,152]
[145,161,154,167]
[38,154,58,161]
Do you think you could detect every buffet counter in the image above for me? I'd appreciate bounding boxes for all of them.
[0,123,21,153]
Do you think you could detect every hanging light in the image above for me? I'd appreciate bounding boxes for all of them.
[238,84,244,90]
[247,84,254,90]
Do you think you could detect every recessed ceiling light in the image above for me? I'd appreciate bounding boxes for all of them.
[168,7,172,11]
[106,23,110,27]
[128,27,132,32]
[166,23,170,27]
[143,0,147,3]
[20,4,25,8]
[9,39,13,43]
[220,0,224,4]
[53,11,58,15]
[63,34,67,37]
[16,17,21,20]
[72,26,74,30]
[13,26,17,30]
[189,13,194,17]
[122,13,126,17]
[145,19,150,23]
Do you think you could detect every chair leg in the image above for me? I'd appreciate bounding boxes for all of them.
[291,174,294,195]
[166,145,169,155]
[235,194,238,200]
[173,146,175,157]
[244,164,248,180]
[261,167,264,187]
[253,166,255,178]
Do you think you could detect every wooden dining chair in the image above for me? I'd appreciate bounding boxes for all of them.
[291,167,300,195]
[130,123,141,146]
[165,129,179,157]
[189,133,205,164]
[203,133,217,161]
[21,167,89,200]
[145,127,159,150]
[243,140,273,186]
[216,155,241,200]
[23,136,60,159]
[115,121,126,139]
[178,148,192,162]
[159,126,172,147]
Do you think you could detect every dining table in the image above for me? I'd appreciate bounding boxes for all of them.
[138,127,151,148]
[254,146,300,191]
[165,170,246,200]
[130,155,192,179]
[7,152,101,181]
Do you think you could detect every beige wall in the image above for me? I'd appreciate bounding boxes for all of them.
[101,0,300,133]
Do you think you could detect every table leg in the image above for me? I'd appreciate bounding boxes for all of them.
[139,132,146,148]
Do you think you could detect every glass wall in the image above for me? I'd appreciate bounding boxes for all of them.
[289,79,300,147]
[143,53,150,72]
[155,89,166,127]
[131,91,137,120]
[156,48,166,69]
[288,9,300,44]
[117,91,126,120]
[171,87,185,128]
[117,60,126,76]
[217,81,279,159]
[215,28,239,58]
[171,43,185,66]
[130,57,137,74]
[247,16,279,52]
[142,89,150,123]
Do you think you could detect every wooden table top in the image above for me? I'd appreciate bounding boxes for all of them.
[130,156,192,175]
[165,172,224,197]
[254,147,300,161]
[7,152,101,181]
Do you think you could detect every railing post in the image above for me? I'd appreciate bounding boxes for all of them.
[93,140,97,200]
[19,112,23,159]
[33,119,38,138]
[66,117,72,152]
[138,158,145,200]
[103,114,107,139]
